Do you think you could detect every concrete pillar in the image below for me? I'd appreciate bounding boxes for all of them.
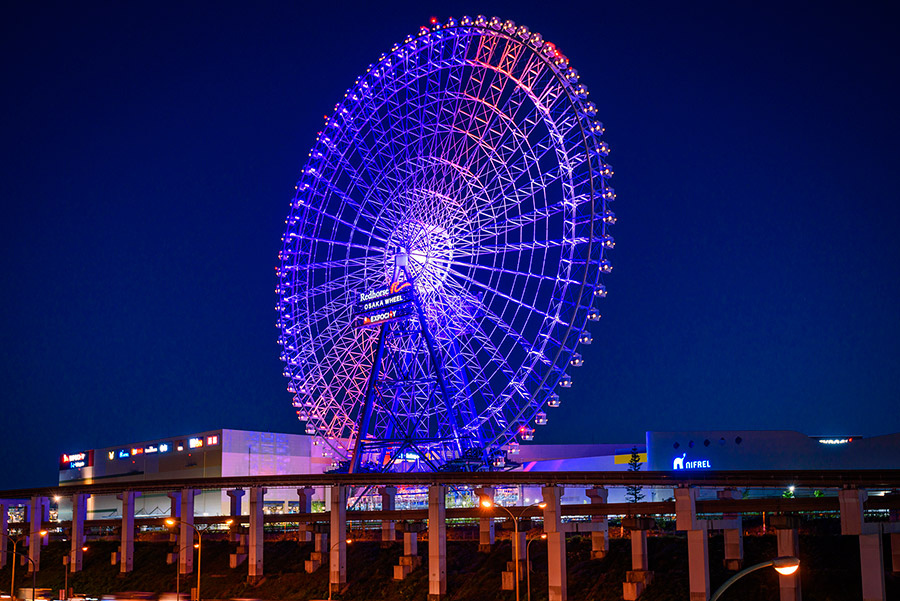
[474,487,495,552]
[775,524,801,601]
[631,529,649,571]
[166,492,180,566]
[622,527,654,601]
[69,493,89,573]
[248,487,266,581]
[675,486,700,531]
[687,530,709,601]
[676,488,708,601]
[405,531,418,556]
[0,502,7,569]
[394,524,423,580]
[27,496,49,572]
[542,485,566,601]
[586,487,609,559]
[891,532,900,575]
[173,490,199,575]
[379,486,397,545]
[229,533,248,569]
[305,530,328,573]
[297,487,315,542]
[298,487,315,513]
[329,485,347,593]
[226,489,245,544]
[501,529,526,589]
[167,493,181,520]
[718,489,743,570]
[839,488,866,535]
[428,485,447,601]
[227,489,245,517]
[116,491,139,573]
[891,502,899,574]
[514,531,526,576]
[860,532,885,601]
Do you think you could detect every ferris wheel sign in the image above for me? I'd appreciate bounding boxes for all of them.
[352,281,415,328]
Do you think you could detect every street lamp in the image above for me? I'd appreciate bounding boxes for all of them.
[165,518,232,601]
[1,530,47,601]
[7,551,37,601]
[326,538,352,601]
[480,500,546,601]
[525,532,546,601]
[63,546,89,601]
[710,556,800,601]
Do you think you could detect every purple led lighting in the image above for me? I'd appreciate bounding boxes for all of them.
[277,16,614,470]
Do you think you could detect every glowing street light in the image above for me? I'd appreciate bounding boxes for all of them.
[525,532,547,601]
[165,518,232,601]
[1,530,47,601]
[710,556,800,601]
[63,545,89,600]
[480,500,546,601]
[326,538,353,601]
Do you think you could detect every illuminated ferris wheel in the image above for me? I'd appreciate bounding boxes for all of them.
[276,15,615,472]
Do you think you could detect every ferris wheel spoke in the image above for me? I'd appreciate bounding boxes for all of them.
[445,257,579,287]
[455,237,585,258]
[285,232,386,253]
[464,200,569,247]
[282,256,376,272]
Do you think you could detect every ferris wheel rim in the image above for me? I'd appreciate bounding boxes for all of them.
[278,15,612,464]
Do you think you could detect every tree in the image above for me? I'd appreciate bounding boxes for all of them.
[625,446,645,503]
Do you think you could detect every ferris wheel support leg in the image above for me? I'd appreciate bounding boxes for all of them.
[446,336,485,450]
[349,324,388,473]
[403,266,464,456]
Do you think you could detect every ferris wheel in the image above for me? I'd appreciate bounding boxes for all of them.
[276,15,615,472]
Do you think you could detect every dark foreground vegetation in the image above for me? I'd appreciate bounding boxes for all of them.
[2,531,896,601]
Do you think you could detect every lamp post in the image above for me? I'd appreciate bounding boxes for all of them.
[1,530,47,601]
[709,556,799,601]
[63,546,88,601]
[7,551,38,601]
[525,532,546,601]
[165,518,232,601]
[326,538,352,601]
[481,500,546,601]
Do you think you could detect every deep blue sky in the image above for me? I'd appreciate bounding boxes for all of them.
[2,1,898,488]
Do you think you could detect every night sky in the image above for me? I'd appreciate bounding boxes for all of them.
[3,1,898,488]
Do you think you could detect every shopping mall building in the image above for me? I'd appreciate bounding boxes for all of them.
[57,428,900,518]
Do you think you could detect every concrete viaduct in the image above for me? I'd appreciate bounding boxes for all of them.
[2,469,899,601]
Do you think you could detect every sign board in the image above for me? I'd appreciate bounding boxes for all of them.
[352,281,415,328]
[59,450,93,470]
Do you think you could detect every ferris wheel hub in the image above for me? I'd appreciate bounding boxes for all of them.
[385,219,453,293]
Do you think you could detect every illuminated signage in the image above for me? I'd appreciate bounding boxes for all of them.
[673,453,711,470]
[118,449,130,459]
[131,447,144,456]
[818,438,853,445]
[159,443,170,453]
[108,451,115,460]
[189,437,204,449]
[352,281,415,328]
[358,281,411,303]
[206,435,218,446]
[59,450,93,470]
[144,445,159,454]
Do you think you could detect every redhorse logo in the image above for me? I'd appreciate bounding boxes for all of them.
[390,281,411,294]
